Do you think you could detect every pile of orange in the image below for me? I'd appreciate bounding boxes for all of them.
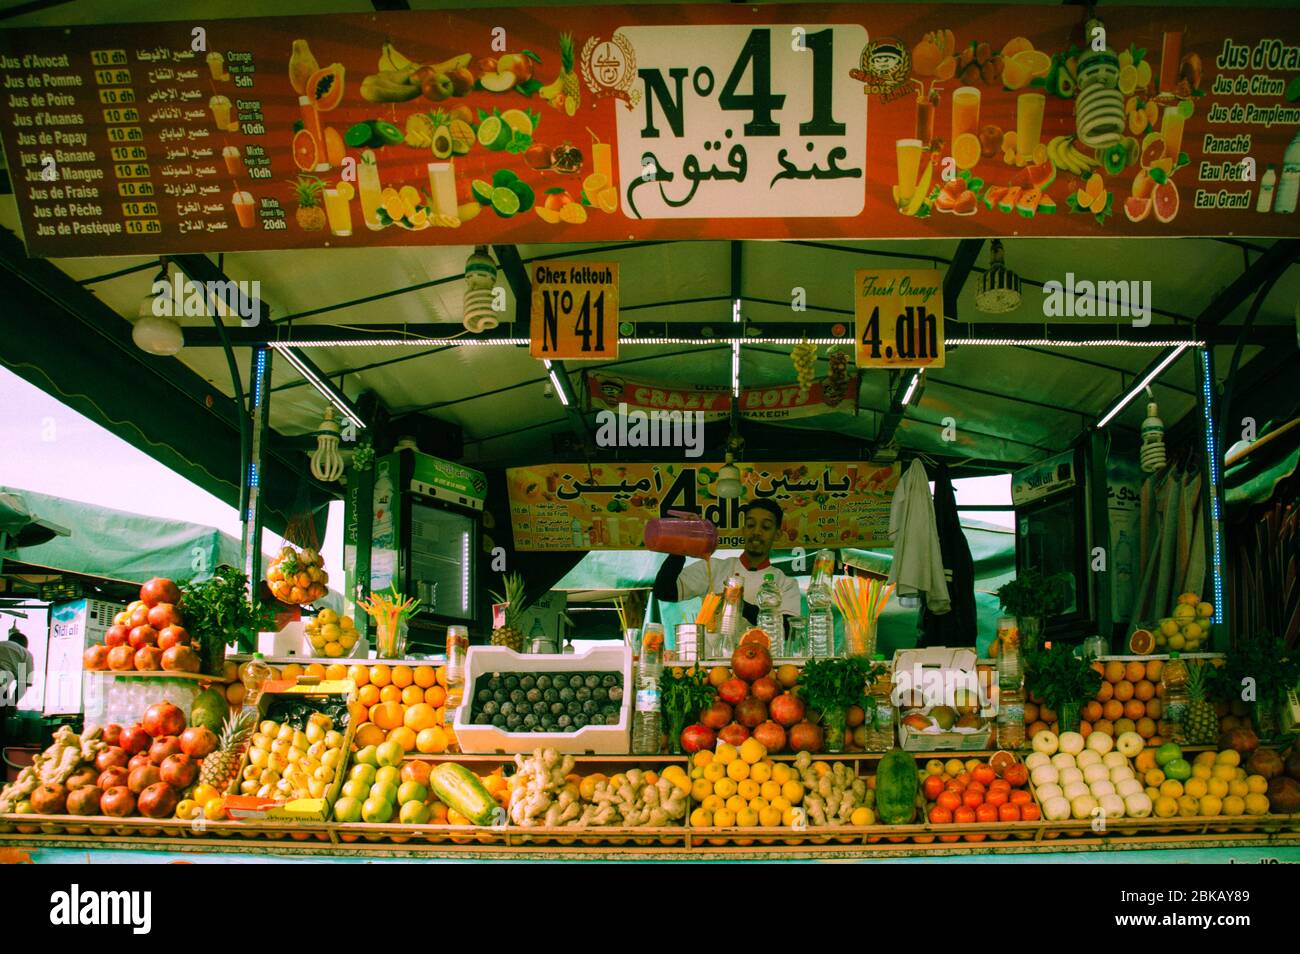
[1026,659,1166,745]
[348,662,458,755]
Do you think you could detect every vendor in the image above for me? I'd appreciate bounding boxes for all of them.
[653,500,802,626]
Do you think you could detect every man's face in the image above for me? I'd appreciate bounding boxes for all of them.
[743,509,779,561]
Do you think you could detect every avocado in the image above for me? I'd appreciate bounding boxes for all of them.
[532,724,547,732]
[550,702,565,716]
[481,700,499,716]
[592,687,608,703]
[509,689,526,704]
[531,702,548,717]
[582,699,599,716]
[601,674,618,688]
[568,675,584,690]
[543,688,559,704]
[584,674,601,689]
[476,688,492,704]
[504,676,519,691]
[566,701,583,716]
[491,713,507,728]
[499,701,514,717]
[522,714,538,729]
[605,713,621,726]
[505,714,522,731]
[559,687,575,704]
[431,124,454,160]
[474,712,492,725]
[608,687,624,704]
[557,714,572,729]
[485,676,502,692]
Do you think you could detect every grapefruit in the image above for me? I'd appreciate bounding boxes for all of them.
[1128,628,1155,654]
[1152,181,1179,223]
[292,129,319,171]
[739,628,770,649]
[1123,195,1152,222]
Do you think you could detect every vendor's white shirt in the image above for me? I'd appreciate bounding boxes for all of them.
[675,556,802,616]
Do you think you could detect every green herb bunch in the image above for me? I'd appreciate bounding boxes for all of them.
[996,569,1074,618]
[1024,643,1101,713]
[1220,633,1299,705]
[796,656,880,714]
[660,666,716,726]
[180,565,277,672]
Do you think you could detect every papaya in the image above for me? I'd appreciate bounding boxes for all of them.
[307,63,345,111]
[190,686,228,734]
[875,749,919,825]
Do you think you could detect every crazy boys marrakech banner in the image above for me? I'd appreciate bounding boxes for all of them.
[0,5,1296,255]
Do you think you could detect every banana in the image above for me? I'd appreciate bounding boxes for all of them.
[1067,139,1099,169]
[1048,136,1078,175]
[378,41,415,73]
[431,53,472,74]
[360,68,422,104]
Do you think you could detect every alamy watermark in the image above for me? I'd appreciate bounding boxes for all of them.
[1042,272,1152,327]
[594,402,704,458]
[152,273,261,327]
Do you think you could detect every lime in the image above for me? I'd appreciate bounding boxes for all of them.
[471,179,495,205]
[477,115,511,150]
[491,185,521,217]
[345,122,376,148]
[507,179,535,212]
[492,168,519,188]
[1178,98,1194,119]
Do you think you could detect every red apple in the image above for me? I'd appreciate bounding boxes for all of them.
[82,644,109,670]
[127,764,161,794]
[752,720,787,753]
[789,720,824,753]
[699,700,732,731]
[147,602,182,630]
[119,723,152,754]
[735,696,768,729]
[104,624,130,648]
[731,643,772,682]
[719,721,750,746]
[30,782,68,814]
[498,52,534,83]
[157,625,191,651]
[107,645,135,671]
[179,725,217,758]
[160,753,198,788]
[128,624,158,650]
[97,767,130,790]
[140,577,181,607]
[148,736,182,766]
[94,746,130,773]
[128,753,152,772]
[679,723,716,753]
[66,787,103,816]
[100,786,136,817]
[128,605,150,629]
[718,677,749,705]
[770,692,806,727]
[133,645,162,671]
[161,645,200,673]
[143,701,186,738]
[751,675,780,703]
[101,723,122,746]
[66,766,100,790]
[137,781,178,819]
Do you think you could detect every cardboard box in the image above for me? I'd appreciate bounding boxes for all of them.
[223,679,356,822]
[892,647,995,752]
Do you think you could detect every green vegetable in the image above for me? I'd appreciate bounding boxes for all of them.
[1220,633,1298,706]
[1024,642,1101,714]
[796,656,879,715]
[179,565,276,675]
[430,763,498,826]
[995,569,1074,619]
[875,749,919,824]
[659,666,715,725]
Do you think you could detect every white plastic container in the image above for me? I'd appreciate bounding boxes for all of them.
[453,644,633,754]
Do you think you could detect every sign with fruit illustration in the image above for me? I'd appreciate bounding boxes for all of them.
[529,261,619,359]
[854,268,945,369]
[506,460,899,550]
[0,5,1296,257]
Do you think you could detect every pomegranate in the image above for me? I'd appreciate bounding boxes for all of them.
[100,786,136,817]
[148,736,182,766]
[731,643,772,682]
[679,723,716,753]
[30,782,68,814]
[82,645,109,670]
[97,767,130,790]
[751,675,780,703]
[160,753,198,788]
[128,605,150,629]
[128,753,152,772]
[66,787,103,816]
[104,624,130,648]
[789,720,824,753]
[142,701,186,737]
[128,765,161,794]
[102,723,122,746]
[1219,726,1259,755]
[718,677,749,705]
[699,700,732,731]
[770,691,806,727]
[1286,746,1300,782]
[119,723,152,755]
[137,781,179,819]
[107,645,135,671]
[140,577,181,607]
[66,766,100,790]
[128,624,158,650]
[719,721,750,746]
[93,747,128,774]
[157,625,191,651]
[161,644,201,673]
[134,645,163,671]
[752,720,787,753]
[735,696,769,729]
[1268,776,1300,814]
[1247,749,1284,781]
[179,725,218,758]
[147,602,182,630]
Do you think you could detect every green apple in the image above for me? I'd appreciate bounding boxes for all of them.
[349,762,377,786]
[354,744,380,767]
[361,796,393,823]
[333,796,363,822]
[399,800,431,824]
[342,778,370,801]
[374,765,401,788]
[370,780,398,805]
[397,780,428,804]
[375,740,404,767]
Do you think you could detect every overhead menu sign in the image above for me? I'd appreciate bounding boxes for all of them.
[0,5,1297,257]
[529,261,619,359]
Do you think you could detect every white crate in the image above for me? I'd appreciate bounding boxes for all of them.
[453,645,632,754]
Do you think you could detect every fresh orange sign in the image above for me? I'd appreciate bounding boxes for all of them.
[854,268,945,369]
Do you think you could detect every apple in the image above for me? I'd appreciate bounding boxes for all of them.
[95,746,130,773]
[160,753,198,788]
[148,736,182,766]
[137,781,179,819]
[104,624,130,648]
[498,52,534,84]
[718,677,749,705]
[179,725,217,758]
[147,603,182,630]
[97,767,129,790]
[100,786,136,817]
[157,625,191,651]
[119,723,152,754]
[101,723,122,746]
[1031,729,1060,755]
[107,645,135,671]
[128,624,158,650]
[128,765,161,794]
[134,645,163,671]
[446,66,474,97]
[161,645,200,673]
[361,797,394,823]
[140,577,181,607]
[1116,731,1145,758]
[333,796,363,822]
[83,644,109,670]
[375,740,404,768]
[66,787,103,816]
[143,701,186,737]
[31,782,68,814]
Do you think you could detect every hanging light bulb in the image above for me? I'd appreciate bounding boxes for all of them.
[975,239,1022,314]
[310,407,345,482]
[716,452,743,499]
[132,262,184,355]
[1139,391,1167,473]
[463,245,500,333]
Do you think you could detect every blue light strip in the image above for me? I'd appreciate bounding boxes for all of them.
[1199,348,1224,624]
[252,347,266,408]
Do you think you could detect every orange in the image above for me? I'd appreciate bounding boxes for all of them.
[348,664,369,687]
[435,665,448,687]
[379,685,402,704]
[404,702,438,732]
[387,726,417,752]
[348,700,368,725]
[1134,680,1155,701]
[1145,659,1164,682]
[1124,699,1146,721]
[357,684,380,707]
[952,132,982,170]
[325,663,347,681]
[417,726,449,754]
[292,128,318,172]
[401,685,425,707]
[414,666,437,688]
[1093,719,1114,737]
[1104,661,1125,684]
[369,664,392,688]
[424,684,447,708]
[354,721,385,747]
[370,701,404,731]
[1097,681,1114,701]
[1114,680,1134,702]
[1145,699,1162,719]
[1082,700,1103,723]
[708,666,730,688]
[304,663,326,679]
[776,664,800,689]
[1137,716,1157,738]
[392,665,413,689]
[1124,661,1146,682]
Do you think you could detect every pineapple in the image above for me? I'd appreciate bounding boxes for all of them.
[540,33,579,114]
[199,708,256,792]
[293,175,326,231]
[1184,660,1218,745]
[489,572,528,651]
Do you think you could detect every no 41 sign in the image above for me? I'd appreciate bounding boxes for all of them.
[530,261,620,360]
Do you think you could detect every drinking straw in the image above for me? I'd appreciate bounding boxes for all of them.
[358,586,421,656]
[696,591,722,626]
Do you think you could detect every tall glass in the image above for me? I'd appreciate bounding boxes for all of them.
[358,159,383,230]
[1161,106,1186,158]
[1159,30,1183,93]
[232,191,255,229]
[1016,93,1046,163]
[785,617,808,657]
[843,618,877,659]
[427,161,457,217]
[916,95,936,147]
[951,86,980,141]
[209,95,232,131]
[895,139,923,210]
[324,188,352,236]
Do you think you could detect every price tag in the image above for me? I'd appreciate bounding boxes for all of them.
[853,268,945,369]
[529,261,619,360]
[98,87,136,105]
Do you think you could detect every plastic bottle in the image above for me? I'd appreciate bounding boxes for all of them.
[1162,651,1189,745]
[996,624,1025,749]
[444,625,468,716]
[716,574,745,657]
[1256,164,1277,212]
[866,654,895,751]
[632,624,664,754]
[755,573,784,655]
[239,652,271,708]
[1275,132,1300,214]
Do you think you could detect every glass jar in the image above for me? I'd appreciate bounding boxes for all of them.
[843,618,877,658]
[1057,699,1082,734]
[785,617,808,657]
[374,617,408,659]
[822,705,847,753]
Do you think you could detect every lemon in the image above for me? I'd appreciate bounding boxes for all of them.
[1118,64,1138,96]
[693,750,713,768]
[770,796,791,813]
[725,795,746,815]
[701,794,724,813]
[1245,793,1270,815]
[781,779,804,804]
[1228,779,1250,798]
[1159,779,1184,799]
[500,109,534,137]
[596,186,619,214]
[1216,749,1241,767]
[535,205,560,224]
[559,201,587,224]
[1246,775,1268,795]
[772,764,793,784]
[737,779,760,800]
[1001,56,1030,91]
[740,738,766,765]
[1136,60,1152,89]
[760,780,783,801]
[335,181,355,201]
[726,759,750,781]
[713,809,736,828]
[1222,795,1246,816]
[582,173,608,197]
[1184,778,1208,799]
[713,777,737,799]
[759,807,783,827]
[703,762,726,783]
[324,641,343,657]
[1014,49,1052,79]
[736,808,759,828]
[850,806,874,825]
[1154,795,1179,818]
[1199,795,1223,817]
[690,807,713,827]
[691,777,713,801]
[748,797,769,813]
[1207,778,1229,799]
[715,743,738,765]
